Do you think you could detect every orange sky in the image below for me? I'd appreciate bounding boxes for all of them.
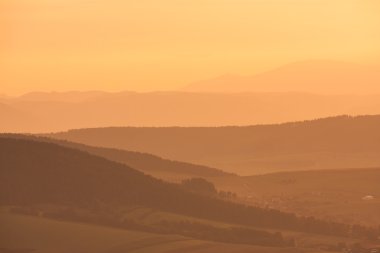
[1,0,380,95]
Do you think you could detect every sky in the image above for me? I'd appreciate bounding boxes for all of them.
[1,0,380,95]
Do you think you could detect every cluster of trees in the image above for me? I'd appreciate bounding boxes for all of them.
[180,178,237,200]
[180,178,218,196]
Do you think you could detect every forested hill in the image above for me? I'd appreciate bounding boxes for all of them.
[3,134,232,180]
[1,136,376,239]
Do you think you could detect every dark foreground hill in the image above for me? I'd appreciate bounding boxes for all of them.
[4,135,379,227]
[0,137,221,213]
[49,115,380,175]
[0,137,295,230]
[1,137,377,239]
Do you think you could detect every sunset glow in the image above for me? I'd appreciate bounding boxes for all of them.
[1,0,380,95]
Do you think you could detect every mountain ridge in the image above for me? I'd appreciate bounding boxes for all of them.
[48,115,380,175]
[2,91,380,133]
[183,60,380,94]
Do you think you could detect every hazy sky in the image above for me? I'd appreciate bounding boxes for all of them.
[1,0,380,95]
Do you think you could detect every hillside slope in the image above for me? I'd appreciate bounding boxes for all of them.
[5,135,378,226]
[2,136,373,238]
[51,138,233,180]
[211,168,380,226]
[1,136,378,252]
[0,137,312,232]
[1,134,232,181]
[50,115,380,175]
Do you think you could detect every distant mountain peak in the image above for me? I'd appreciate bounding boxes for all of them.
[183,60,380,94]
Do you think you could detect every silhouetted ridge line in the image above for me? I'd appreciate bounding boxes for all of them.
[2,90,380,133]
[48,114,380,175]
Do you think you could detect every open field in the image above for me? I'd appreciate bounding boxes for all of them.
[6,204,359,251]
[0,212,330,253]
